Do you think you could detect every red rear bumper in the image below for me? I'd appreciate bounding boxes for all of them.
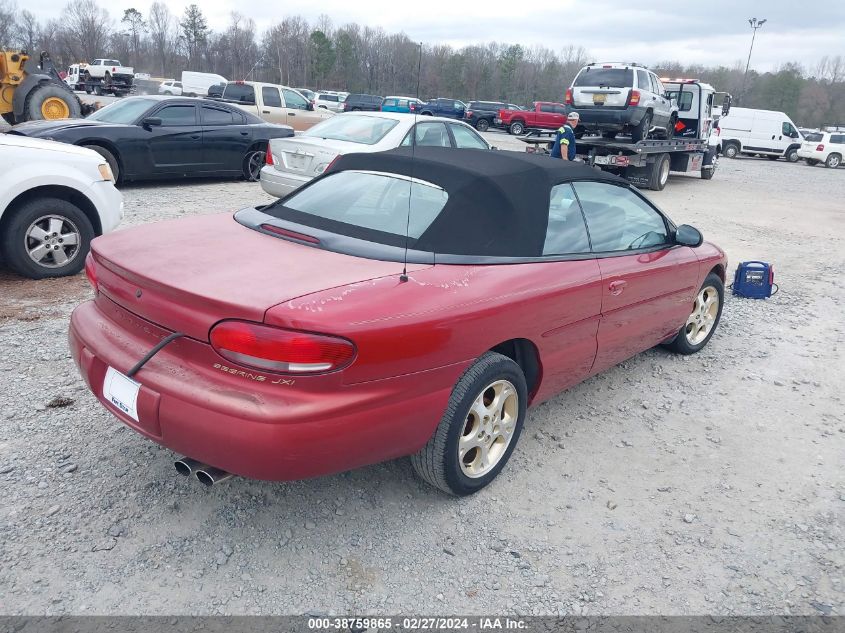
[68,297,467,481]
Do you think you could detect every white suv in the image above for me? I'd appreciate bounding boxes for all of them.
[158,80,183,96]
[314,92,346,112]
[798,131,844,168]
[0,134,123,278]
[566,62,679,141]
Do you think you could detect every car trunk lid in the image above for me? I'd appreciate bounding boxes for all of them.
[91,212,424,341]
[268,137,362,177]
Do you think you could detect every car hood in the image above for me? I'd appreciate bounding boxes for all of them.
[91,211,428,341]
[10,118,123,137]
[0,133,100,158]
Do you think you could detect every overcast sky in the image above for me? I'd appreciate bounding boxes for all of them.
[26,0,845,72]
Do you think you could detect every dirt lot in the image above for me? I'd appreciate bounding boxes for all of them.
[0,153,843,617]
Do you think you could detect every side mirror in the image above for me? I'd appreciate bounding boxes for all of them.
[306,102,314,111]
[675,224,703,247]
[490,145,498,150]
[141,117,162,128]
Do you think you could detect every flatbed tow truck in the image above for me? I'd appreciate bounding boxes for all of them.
[521,79,731,191]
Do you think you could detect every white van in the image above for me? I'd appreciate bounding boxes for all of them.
[180,71,228,97]
[718,107,803,162]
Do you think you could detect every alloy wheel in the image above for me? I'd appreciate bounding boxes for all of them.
[25,215,81,269]
[684,285,720,346]
[246,150,266,181]
[458,379,519,478]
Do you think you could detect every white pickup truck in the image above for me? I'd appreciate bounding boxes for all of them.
[78,59,134,96]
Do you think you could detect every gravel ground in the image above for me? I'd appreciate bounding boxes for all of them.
[0,154,843,617]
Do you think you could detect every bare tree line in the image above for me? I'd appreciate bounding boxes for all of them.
[2,0,844,127]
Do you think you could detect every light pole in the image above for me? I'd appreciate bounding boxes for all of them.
[741,17,766,104]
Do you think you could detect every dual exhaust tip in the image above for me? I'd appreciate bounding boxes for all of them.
[174,457,233,486]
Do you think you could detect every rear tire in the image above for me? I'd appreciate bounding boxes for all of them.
[509,121,525,135]
[664,273,724,355]
[825,153,841,168]
[0,197,94,279]
[475,118,489,132]
[410,352,527,496]
[647,153,671,191]
[82,145,120,184]
[631,111,652,142]
[243,147,266,181]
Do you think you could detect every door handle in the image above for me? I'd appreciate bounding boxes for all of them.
[262,110,270,114]
[772,135,776,139]
[191,135,200,139]
[608,280,627,296]
[289,113,296,117]
[240,131,249,136]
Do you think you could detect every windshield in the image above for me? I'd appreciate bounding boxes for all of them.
[269,171,448,242]
[86,98,156,124]
[302,115,399,145]
[574,68,633,88]
[804,132,824,142]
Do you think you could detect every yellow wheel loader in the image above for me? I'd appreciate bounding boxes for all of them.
[1,50,92,125]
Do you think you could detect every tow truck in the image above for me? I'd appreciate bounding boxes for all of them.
[522,78,731,191]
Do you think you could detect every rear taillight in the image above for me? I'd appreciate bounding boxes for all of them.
[84,252,98,294]
[565,88,573,105]
[817,144,825,151]
[210,321,355,374]
[466,110,473,117]
[265,148,274,165]
[628,90,641,106]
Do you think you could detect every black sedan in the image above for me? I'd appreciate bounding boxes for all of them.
[8,96,294,183]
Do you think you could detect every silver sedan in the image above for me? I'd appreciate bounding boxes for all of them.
[260,111,492,198]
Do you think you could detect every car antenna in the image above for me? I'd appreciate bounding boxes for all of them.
[400,42,423,284]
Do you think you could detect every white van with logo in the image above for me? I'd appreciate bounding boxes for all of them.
[718,107,803,162]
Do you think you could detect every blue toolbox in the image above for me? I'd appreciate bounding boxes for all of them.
[732,261,776,299]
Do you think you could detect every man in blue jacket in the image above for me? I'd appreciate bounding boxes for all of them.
[550,112,580,160]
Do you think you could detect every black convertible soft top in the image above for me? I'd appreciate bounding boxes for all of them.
[324,147,625,257]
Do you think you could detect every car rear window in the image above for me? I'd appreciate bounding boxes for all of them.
[275,171,449,241]
[574,68,634,88]
[223,83,255,104]
[302,115,398,145]
[804,133,824,142]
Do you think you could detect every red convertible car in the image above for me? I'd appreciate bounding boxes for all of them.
[69,148,727,495]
